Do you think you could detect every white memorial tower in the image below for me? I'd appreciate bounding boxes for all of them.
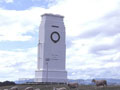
[35,13,67,83]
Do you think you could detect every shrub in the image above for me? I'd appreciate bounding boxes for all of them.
[0,81,16,86]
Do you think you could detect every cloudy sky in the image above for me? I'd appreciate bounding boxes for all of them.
[0,0,120,81]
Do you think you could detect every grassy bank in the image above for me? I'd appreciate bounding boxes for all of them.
[0,84,120,90]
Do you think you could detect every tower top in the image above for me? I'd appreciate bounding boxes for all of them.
[41,13,64,18]
[41,13,64,22]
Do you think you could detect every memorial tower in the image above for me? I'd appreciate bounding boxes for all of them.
[35,13,67,83]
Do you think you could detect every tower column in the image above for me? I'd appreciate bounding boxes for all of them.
[35,13,67,83]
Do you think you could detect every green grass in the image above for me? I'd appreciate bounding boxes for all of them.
[0,84,120,90]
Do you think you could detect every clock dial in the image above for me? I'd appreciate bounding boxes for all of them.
[51,31,60,43]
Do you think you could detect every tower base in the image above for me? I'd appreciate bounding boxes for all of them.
[35,70,67,83]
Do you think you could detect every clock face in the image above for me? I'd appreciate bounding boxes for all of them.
[51,31,60,43]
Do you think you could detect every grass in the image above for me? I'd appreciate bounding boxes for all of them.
[0,84,120,90]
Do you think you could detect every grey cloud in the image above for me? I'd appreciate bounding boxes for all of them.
[103,8,120,20]
[79,22,120,39]
[89,28,120,55]
[79,9,120,38]
[89,44,114,55]
[89,37,120,55]
[79,28,101,38]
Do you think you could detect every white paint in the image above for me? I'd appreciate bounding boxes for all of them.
[35,13,67,83]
